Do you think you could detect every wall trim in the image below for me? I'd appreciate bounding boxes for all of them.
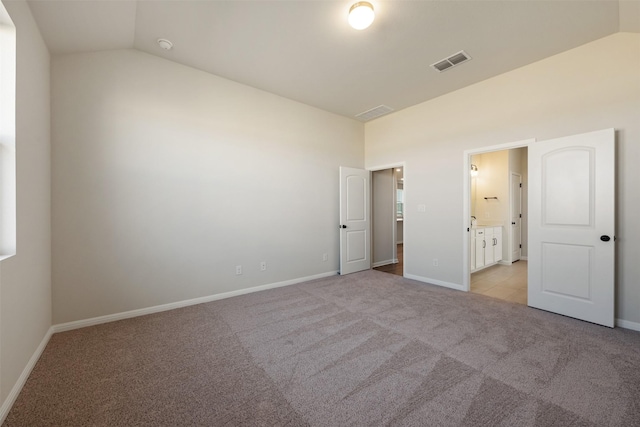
[372,259,396,268]
[52,271,338,333]
[2,271,638,423]
[616,318,640,332]
[1,271,338,421]
[0,326,53,425]
[404,274,465,291]
[521,256,528,261]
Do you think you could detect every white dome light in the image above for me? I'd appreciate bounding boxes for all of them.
[348,2,375,30]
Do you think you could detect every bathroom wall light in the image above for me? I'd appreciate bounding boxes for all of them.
[349,2,375,30]
[470,164,478,177]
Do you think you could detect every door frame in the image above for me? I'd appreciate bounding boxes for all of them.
[369,162,406,276]
[462,139,534,291]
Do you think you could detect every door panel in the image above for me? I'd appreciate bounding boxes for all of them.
[475,230,485,269]
[543,148,593,226]
[346,230,366,262]
[340,167,371,275]
[510,173,522,262]
[541,243,592,300]
[529,128,615,327]
[494,227,503,262]
[346,175,366,220]
[485,228,495,265]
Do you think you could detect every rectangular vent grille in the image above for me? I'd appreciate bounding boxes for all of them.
[355,105,394,121]
[430,50,471,73]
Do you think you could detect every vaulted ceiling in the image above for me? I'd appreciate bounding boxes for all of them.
[26,0,640,120]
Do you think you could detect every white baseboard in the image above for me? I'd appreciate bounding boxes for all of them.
[53,271,339,333]
[0,327,53,425]
[616,318,640,332]
[372,259,398,268]
[0,271,339,422]
[3,271,637,424]
[404,274,465,291]
[372,259,393,268]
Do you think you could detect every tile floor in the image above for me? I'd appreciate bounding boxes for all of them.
[470,260,527,305]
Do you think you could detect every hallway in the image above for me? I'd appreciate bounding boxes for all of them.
[373,244,403,277]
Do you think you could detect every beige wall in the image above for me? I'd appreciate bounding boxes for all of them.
[0,0,51,405]
[51,49,364,324]
[474,150,509,227]
[365,33,640,324]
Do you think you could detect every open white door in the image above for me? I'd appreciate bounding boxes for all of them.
[339,167,371,275]
[529,128,615,327]
[510,172,522,262]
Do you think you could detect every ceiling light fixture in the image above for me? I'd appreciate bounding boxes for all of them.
[348,2,375,30]
[157,38,173,51]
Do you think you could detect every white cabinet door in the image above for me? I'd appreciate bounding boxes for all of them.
[484,228,495,265]
[494,227,503,262]
[470,236,476,270]
[474,230,485,269]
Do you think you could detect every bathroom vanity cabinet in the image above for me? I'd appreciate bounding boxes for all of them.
[471,226,503,272]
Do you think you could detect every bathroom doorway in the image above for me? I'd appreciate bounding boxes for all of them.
[468,147,528,304]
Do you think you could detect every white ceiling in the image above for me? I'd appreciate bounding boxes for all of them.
[25,0,640,121]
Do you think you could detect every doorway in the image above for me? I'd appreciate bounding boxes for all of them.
[468,147,528,304]
[371,165,404,277]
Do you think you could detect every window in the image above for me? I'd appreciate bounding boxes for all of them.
[0,4,16,258]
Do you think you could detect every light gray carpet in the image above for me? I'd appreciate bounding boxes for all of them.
[5,270,640,426]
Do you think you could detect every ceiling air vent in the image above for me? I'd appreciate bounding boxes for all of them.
[430,50,471,73]
[355,105,394,121]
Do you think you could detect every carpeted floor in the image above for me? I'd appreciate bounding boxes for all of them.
[5,270,640,426]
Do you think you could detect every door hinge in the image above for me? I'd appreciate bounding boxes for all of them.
[519,213,522,218]
[519,244,522,248]
[519,183,522,188]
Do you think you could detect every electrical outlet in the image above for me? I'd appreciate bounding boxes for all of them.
[260,261,267,271]
[433,259,438,267]
[236,265,242,275]
[322,253,328,262]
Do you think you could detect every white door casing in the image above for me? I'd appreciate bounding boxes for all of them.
[528,128,615,327]
[339,167,371,275]
[511,172,522,262]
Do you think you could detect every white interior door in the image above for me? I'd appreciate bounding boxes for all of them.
[339,167,371,275]
[528,128,615,327]
[510,172,522,262]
